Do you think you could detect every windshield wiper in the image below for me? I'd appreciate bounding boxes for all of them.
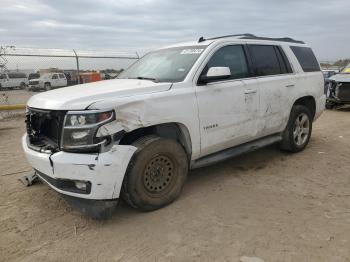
[129,76,158,82]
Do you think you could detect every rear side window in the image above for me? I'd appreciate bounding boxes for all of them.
[249,45,282,76]
[0,74,6,79]
[203,45,249,80]
[290,46,320,72]
[59,74,65,79]
[52,74,58,79]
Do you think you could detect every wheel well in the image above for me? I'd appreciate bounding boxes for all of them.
[293,96,316,119]
[119,123,192,159]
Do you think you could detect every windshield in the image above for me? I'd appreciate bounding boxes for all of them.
[118,46,206,83]
[341,63,350,74]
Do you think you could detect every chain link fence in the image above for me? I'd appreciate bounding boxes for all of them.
[0,46,139,120]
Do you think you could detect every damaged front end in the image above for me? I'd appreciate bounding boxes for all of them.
[326,80,350,108]
[22,107,138,214]
[25,108,120,154]
[26,108,66,153]
[326,67,350,108]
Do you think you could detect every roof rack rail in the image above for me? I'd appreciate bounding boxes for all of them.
[198,34,304,44]
[240,35,305,44]
[198,34,255,43]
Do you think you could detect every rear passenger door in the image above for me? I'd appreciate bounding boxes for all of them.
[248,44,295,136]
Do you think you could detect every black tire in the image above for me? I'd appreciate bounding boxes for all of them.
[325,100,336,110]
[280,105,313,153]
[122,135,188,211]
[44,83,51,91]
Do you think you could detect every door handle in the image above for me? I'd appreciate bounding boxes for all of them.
[286,84,295,88]
[244,89,257,94]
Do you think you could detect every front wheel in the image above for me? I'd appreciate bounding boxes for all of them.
[44,83,51,91]
[122,136,188,211]
[280,105,313,152]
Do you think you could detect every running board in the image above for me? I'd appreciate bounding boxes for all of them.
[191,134,282,169]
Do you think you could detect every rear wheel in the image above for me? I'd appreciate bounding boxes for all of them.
[280,105,313,152]
[122,136,188,211]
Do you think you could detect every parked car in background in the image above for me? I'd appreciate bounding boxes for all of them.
[23,34,325,218]
[28,73,40,81]
[326,64,350,109]
[28,73,67,91]
[0,72,28,90]
[322,69,338,80]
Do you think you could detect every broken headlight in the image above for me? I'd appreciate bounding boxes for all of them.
[61,110,114,152]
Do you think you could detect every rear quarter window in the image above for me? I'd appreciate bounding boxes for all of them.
[290,46,320,72]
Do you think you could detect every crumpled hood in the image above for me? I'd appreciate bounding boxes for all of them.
[330,74,350,83]
[27,79,172,110]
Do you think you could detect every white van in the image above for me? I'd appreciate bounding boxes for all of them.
[23,34,325,218]
[0,72,28,90]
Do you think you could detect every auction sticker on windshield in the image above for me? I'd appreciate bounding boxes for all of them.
[180,49,204,55]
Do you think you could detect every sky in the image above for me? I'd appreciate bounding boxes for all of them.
[0,0,349,62]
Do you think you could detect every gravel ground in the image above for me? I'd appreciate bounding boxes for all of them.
[0,110,350,262]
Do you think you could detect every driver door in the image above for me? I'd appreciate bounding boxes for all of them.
[195,45,259,156]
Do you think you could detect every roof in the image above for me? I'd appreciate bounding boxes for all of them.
[199,34,305,44]
[160,34,306,50]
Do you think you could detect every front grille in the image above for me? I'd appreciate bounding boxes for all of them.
[29,80,39,85]
[26,108,66,152]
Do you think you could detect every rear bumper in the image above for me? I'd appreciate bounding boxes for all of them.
[22,134,137,200]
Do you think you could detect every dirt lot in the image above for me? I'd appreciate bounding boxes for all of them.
[1,110,350,262]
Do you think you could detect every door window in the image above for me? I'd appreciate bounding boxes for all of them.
[202,45,249,80]
[52,74,58,79]
[59,74,65,79]
[249,45,282,76]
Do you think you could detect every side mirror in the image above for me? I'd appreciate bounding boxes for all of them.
[199,67,231,84]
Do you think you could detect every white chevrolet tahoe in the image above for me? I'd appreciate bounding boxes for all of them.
[28,72,67,91]
[22,34,325,218]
